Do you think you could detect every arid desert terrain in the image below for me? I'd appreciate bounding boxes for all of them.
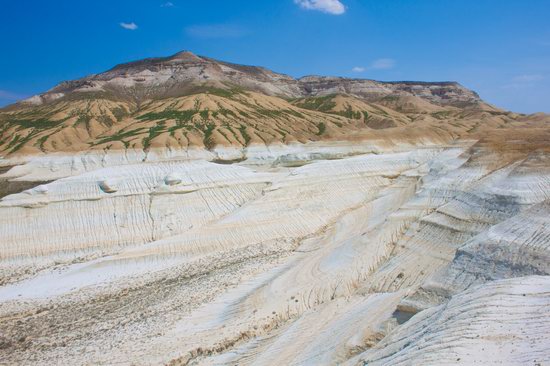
[0,52,549,365]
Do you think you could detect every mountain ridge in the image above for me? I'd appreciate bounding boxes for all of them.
[0,51,547,157]
[11,51,481,107]
[1,52,550,366]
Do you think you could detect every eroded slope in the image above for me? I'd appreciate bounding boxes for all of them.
[0,134,549,365]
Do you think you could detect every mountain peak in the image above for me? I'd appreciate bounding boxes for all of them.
[167,50,204,62]
[170,50,197,58]
[11,51,482,109]
[0,49,535,157]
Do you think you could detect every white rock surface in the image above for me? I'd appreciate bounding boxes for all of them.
[0,141,549,366]
[350,276,550,366]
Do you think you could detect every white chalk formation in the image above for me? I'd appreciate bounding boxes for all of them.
[0,140,549,365]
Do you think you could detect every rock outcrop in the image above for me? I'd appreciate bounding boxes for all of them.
[20,51,481,106]
[0,51,549,365]
[0,51,496,156]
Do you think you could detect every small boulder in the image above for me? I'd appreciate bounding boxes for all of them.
[35,185,49,194]
[164,173,181,186]
[99,180,117,193]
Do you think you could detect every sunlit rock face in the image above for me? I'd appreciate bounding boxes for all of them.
[0,137,549,366]
[349,276,550,366]
[1,51,550,365]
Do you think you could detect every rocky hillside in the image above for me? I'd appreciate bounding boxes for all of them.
[0,52,550,365]
[16,51,482,105]
[0,51,514,156]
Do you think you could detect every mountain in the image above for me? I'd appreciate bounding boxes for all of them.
[1,51,550,365]
[0,51,514,156]
[17,51,482,105]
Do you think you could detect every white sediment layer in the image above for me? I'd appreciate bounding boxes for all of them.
[0,140,549,365]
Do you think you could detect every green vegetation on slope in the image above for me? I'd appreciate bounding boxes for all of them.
[316,122,326,136]
[137,110,196,122]
[293,95,336,112]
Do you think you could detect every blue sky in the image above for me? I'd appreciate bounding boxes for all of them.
[1,0,549,113]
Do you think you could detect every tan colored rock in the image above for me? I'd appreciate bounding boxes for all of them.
[0,52,549,366]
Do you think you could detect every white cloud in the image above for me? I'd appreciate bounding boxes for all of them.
[186,24,247,39]
[120,22,138,30]
[370,58,395,70]
[503,74,545,89]
[351,59,396,74]
[294,0,346,15]
[512,74,544,82]
[161,2,174,7]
